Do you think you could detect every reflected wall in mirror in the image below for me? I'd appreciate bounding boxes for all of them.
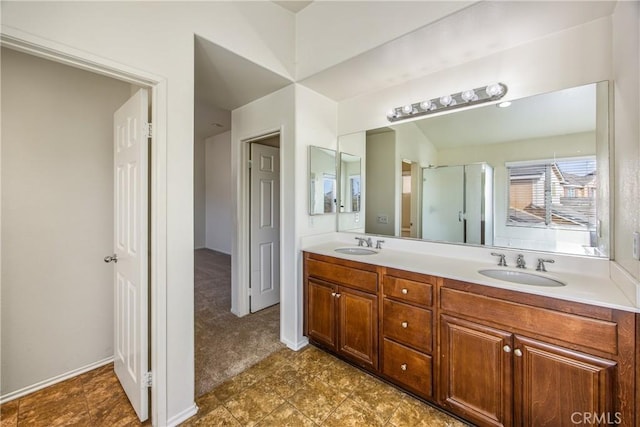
[337,81,610,257]
[339,153,361,213]
[309,146,337,215]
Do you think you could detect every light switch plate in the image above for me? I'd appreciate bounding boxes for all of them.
[633,231,640,261]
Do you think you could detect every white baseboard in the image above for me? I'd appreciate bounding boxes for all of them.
[282,336,309,351]
[0,356,114,404]
[167,403,198,427]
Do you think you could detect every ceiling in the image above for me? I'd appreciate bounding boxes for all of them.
[193,1,615,140]
[272,1,313,14]
[194,36,292,138]
[409,83,597,148]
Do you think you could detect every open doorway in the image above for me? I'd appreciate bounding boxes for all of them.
[192,36,288,398]
[1,47,152,421]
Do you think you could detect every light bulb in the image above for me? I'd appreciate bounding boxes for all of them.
[386,109,396,119]
[486,83,503,97]
[420,100,434,111]
[461,89,477,102]
[402,104,414,114]
[439,95,454,106]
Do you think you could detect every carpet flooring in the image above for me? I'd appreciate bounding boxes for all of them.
[194,248,284,397]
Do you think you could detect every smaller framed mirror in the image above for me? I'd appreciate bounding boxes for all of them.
[339,153,361,213]
[309,146,337,215]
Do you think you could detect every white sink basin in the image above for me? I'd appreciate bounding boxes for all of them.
[479,269,566,287]
[334,247,378,255]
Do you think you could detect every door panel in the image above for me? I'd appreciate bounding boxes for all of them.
[514,336,616,427]
[250,143,280,312]
[440,315,513,427]
[306,279,337,350]
[338,287,378,369]
[422,166,464,243]
[113,88,149,421]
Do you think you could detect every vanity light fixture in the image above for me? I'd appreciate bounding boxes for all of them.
[386,82,508,122]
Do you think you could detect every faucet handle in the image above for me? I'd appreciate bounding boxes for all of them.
[375,240,385,250]
[516,254,526,269]
[536,258,555,272]
[354,237,365,247]
[491,252,507,267]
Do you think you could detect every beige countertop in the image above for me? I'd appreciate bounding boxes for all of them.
[303,241,639,313]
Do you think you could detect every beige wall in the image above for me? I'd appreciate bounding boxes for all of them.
[1,48,134,396]
[205,131,232,254]
[613,1,640,280]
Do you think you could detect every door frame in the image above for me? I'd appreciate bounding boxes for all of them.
[235,130,282,317]
[0,29,169,426]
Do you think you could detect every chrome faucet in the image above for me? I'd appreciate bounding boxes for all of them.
[354,236,373,247]
[491,252,507,267]
[536,258,555,272]
[516,254,526,269]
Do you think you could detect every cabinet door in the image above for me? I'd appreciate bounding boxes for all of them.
[306,279,337,350]
[440,315,513,427]
[513,336,616,427]
[338,286,378,369]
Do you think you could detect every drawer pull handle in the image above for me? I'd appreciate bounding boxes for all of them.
[503,345,511,353]
[401,288,408,294]
[400,363,407,371]
[401,321,408,328]
[514,349,523,357]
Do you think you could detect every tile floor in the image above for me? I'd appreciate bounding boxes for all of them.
[184,345,469,426]
[0,363,148,427]
[1,345,468,426]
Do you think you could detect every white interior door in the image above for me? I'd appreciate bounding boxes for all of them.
[111,88,149,421]
[250,143,280,313]
[422,166,465,243]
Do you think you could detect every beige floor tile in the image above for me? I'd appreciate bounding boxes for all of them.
[223,379,285,426]
[255,402,316,427]
[288,376,347,424]
[0,400,18,427]
[388,396,468,427]
[349,375,405,422]
[322,398,386,427]
[183,405,241,427]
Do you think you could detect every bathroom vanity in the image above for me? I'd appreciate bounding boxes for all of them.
[303,247,638,427]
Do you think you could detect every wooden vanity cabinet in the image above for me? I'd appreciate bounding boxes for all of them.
[304,252,379,370]
[381,269,436,399]
[439,278,634,427]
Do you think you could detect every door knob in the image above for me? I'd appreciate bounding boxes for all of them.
[104,254,118,263]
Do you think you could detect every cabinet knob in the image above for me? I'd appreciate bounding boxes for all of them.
[400,363,407,371]
[331,292,336,297]
[335,293,341,298]
[503,345,511,353]
[401,321,408,328]
[401,288,408,294]
[514,349,523,357]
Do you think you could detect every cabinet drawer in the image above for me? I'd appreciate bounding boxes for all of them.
[383,338,432,398]
[383,275,433,306]
[440,287,618,355]
[307,258,378,293]
[383,299,432,353]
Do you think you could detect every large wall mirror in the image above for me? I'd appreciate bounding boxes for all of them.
[337,81,610,257]
[309,146,337,215]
